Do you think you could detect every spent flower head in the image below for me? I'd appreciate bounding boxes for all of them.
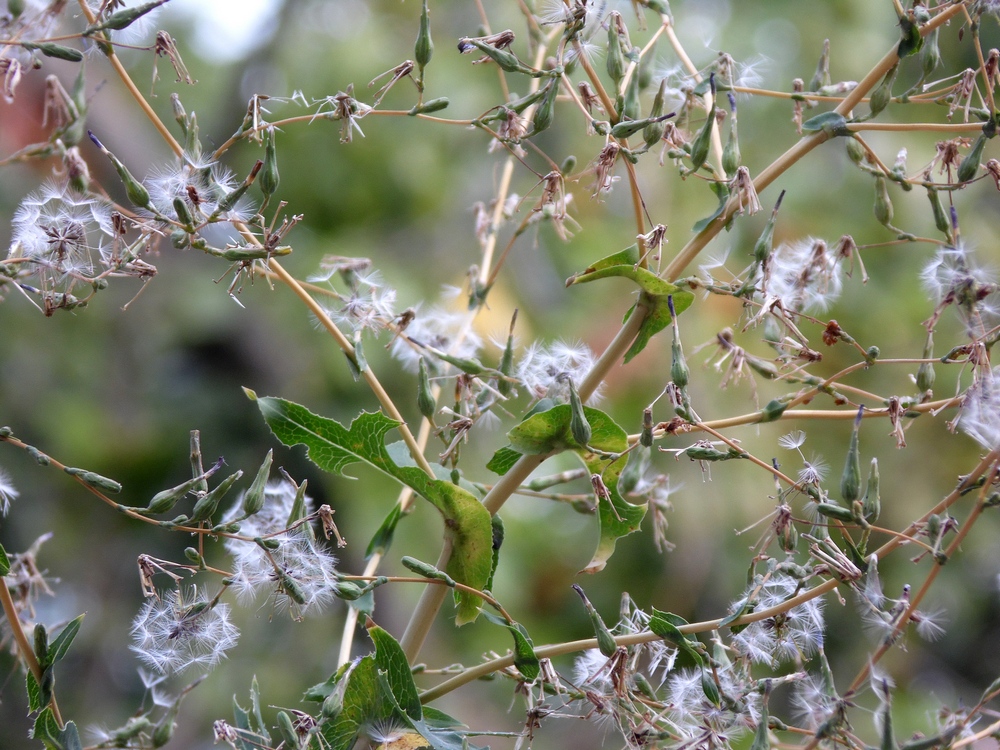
[763,238,844,312]
[731,574,825,667]
[130,586,239,675]
[389,305,483,374]
[516,340,599,403]
[0,466,18,515]
[958,366,1000,450]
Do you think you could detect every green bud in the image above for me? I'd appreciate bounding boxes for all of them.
[921,28,941,78]
[866,345,880,361]
[620,70,641,122]
[27,446,50,465]
[189,470,243,524]
[21,42,84,62]
[414,0,433,74]
[152,717,175,748]
[572,584,618,657]
[242,450,273,518]
[754,191,785,263]
[145,472,216,515]
[619,446,646,495]
[352,334,368,375]
[568,379,592,447]
[260,126,279,197]
[687,78,716,172]
[532,79,558,134]
[846,136,866,165]
[759,399,788,423]
[840,405,863,503]
[815,502,856,523]
[868,63,898,119]
[279,571,306,605]
[606,14,625,87]
[701,668,722,706]
[561,155,577,174]
[873,174,893,228]
[172,197,193,228]
[402,556,457,586]
[779,518,798,553]
[111,717,152,744]
[862,458,880,523]
[86,0,169,33]
[34,622,49,667]
[926,184,950,236]
[916,333,935,392]
[809,39,831,92]
[171,93,187,128]
[332,580,366,600]
[417,358,436,419]
[89,131,151,209]
[611,113,672,140]
[497,311,516,398]
[63,467,122,493]
[183,547,203,565]
[957,133,988,183]
[276,711,299,750]
[8,0,25,19]
[408,97,450,115]
[640,407,654,448]
[210,160,262,219]
[644,80,669,148]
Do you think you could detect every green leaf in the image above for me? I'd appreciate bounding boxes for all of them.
[567,250,695,363]
[482,611,540,680]
[31,709,63,750]
[376,672,481,750]
[48,614,85,665]
[486,445,522,476]
[366,503,403,558]
[801,111,850,137]
[648,609,704,668]
[231,677,271,750]
[0,542,9,575]
[369,624,422,720]
[424,480,492,625]
[26,669,42,712]
[496,404,645,573]
[249,392,431,497]
[692,180,729,233]
[485,514,504,592]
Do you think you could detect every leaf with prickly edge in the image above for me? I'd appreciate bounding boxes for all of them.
[0,542,9,575]
[248,391,431,496]
[482,611,540,680]
[319,654,394,750]
[376,671,482,750]
[567,250,694,363]
[27,669,42,712]
[424,480,492,625]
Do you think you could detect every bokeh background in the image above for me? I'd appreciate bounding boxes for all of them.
[3,1,1000,748]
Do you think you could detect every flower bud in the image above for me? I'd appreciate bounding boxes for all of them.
[259,126,279,198]
[840,405,863,503]
[816,502,855,523]
[63,467,122,493]
[531,79,558,135]
[809,39,831,92]
[86,0,169,33]
[846,136,866,165]
[414,0,433,75]
[572,584,617,657]
[497,311,516,398]
[873,174,893,228]
[644,80,669,148]
[640,407,654,447]
[8,0,24,18]
[868,63,898,119]
[862,458,880,523]
[89,131,151,209]
[408,97,450,115]
[568,379,592,447]
[242,450,273,518]
[34,622,49,666]
[417,358,436,419]
[687,77,716,173]
[618,447,645,495]
[606,14,625,87]
[921,28,941,78]
[926,184,949,237]
[183,547,203,565]
[276,711,299,750]
[915,333,935,393]
[619,70,641,122]
[722,93,740,175]
[753,190,785,263]
[957,133,988,183]
[190,470,243,524]
[402,556,456,586]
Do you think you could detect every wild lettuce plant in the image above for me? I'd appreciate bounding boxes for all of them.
[3,1,1000,749]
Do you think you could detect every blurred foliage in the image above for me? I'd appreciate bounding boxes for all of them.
[2,1,1000,748]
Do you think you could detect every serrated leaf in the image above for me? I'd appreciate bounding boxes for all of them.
[482,611,540,680]
[801,111,850,136]
[27,669,42,712]
[0,542,9,576]
[48,614,84,665]
[368,624,422,720]
[567,253,694,363]
[424,480,492,625]
[486,445,522,476]
[250,393,430,497]
[649,609,704,668]
[692,180,729,233]
[31,708,63,750]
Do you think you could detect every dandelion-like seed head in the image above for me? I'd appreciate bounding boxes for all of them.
[764,238,844,312]
[958,367,1000,451]
[516,340,599,403]
[389,306,483,374]
[731,575,825,667]
[130,586,239,675]
[146,160,253,225]
[0,467,19,515]
[921,244,1000,333]
[11,182,114,277]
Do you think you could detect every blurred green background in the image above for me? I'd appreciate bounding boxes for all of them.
[3,1,1000,748]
